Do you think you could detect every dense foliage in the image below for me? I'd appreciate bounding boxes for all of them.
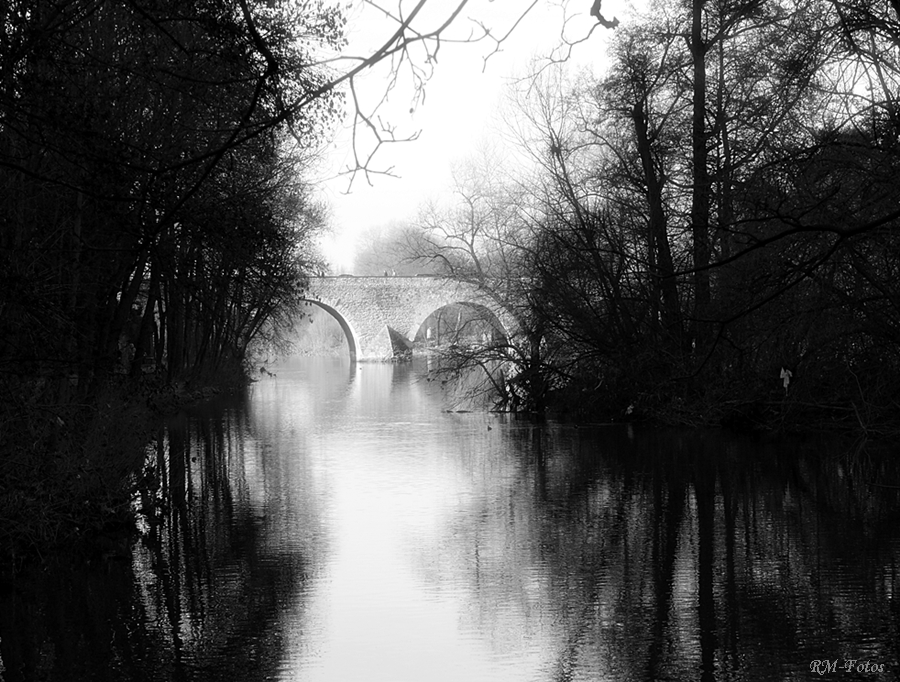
[0,0,342,393]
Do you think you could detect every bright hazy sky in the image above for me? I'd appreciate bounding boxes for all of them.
[317,0,624,272]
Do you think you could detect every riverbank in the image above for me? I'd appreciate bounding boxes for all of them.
[0,372,245,576]
[549,382,900,438]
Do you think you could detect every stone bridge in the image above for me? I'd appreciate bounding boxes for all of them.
[303,276,512,361]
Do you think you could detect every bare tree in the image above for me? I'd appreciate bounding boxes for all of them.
[403,144,559,412]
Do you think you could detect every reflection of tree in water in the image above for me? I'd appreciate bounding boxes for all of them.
[538,430,900,681]
[406,425,900,681]
[127,404,312,681]
[0,400,311,682]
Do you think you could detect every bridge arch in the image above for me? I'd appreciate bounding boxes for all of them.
[408,301,509,348]
[299,299,361,361]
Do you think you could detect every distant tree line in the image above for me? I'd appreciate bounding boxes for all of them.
[405,0,900,430]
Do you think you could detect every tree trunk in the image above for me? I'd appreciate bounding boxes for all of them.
[690,0,712,349]
[632,98,683,347]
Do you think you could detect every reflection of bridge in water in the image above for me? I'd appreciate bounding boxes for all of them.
[303,276,511,361]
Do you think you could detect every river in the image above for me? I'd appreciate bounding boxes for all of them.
[2,356,900,681]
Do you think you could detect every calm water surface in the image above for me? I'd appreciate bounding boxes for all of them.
[2,357,900,681]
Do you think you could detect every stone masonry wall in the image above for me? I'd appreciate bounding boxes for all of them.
[304,276,510,360]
